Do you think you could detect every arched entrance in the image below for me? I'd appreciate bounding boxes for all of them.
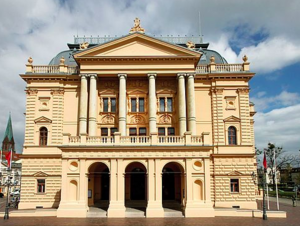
[88,162,110,211]
[162,162,184,210]
[125,162,147,213]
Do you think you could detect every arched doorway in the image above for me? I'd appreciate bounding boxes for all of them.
[125,162,147,210]
[162,162,184,210]
[88,162,110,210]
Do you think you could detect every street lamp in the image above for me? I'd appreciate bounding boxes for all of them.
[0,169,20,220]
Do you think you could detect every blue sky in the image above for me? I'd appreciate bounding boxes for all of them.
[0,0,299,155]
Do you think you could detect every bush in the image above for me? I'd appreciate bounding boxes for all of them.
[269,190,299,199]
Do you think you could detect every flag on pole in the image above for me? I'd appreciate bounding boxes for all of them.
[263,151,267,169]
[5,148,12,169]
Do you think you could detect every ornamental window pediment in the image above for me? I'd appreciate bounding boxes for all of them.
[32,171,49,177]
[34,116,52,124]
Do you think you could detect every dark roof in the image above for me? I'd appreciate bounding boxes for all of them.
[197,49,228,65]
[49,50,77,66]
[3,114,13,142]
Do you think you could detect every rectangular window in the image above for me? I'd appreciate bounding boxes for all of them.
[230,179,239,193]
[167,98,173,112]
[168,127,175,136]
[158,127,165,136]
[101,128,108,136]
[131,98,137,112]
[139,127,147,136]
[159,98,165,112]
[103,98,109,112]
[129,128,137,136]
[110,128,118,136]
[111,98,116,113]
[139,98,145,112]
[37,179,45,193]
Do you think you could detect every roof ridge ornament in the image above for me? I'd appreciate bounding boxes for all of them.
[129,18,145,34]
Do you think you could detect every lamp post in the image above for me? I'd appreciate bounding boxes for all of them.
[263,168,268,220]
[0,169,20,220]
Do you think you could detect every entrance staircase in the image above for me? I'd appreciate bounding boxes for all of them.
[163,200,184,217]
[125,200,146,218]
[87,201,108,218]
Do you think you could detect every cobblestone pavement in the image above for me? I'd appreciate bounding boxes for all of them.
[0,200,299,226]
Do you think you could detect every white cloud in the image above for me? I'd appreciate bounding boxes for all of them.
[0,0,300,153]
[251,91,300,111]
[254,104,300,154]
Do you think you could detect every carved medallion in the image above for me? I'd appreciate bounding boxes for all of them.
[102,115,115,124]
[130,115,146,124]
[159,114,172,124]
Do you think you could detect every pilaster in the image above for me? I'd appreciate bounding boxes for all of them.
[211,88,225,145]
[238,88,251,145]
[24,89,38,145]
[51,89,64,144]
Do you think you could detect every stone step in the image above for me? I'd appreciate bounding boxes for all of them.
[164,208,184,218]
[125,207,145,218]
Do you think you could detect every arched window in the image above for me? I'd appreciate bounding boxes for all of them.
[228,126,237,145]
[40,127,48,146]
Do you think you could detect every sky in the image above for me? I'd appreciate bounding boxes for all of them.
[0,0,299,155]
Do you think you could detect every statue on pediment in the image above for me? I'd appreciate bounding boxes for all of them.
[129,18,145,34]
[186,41,195,49]
[80,42,89,50]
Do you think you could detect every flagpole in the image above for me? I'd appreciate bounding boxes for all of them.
[263,151,268,220]
[274,148,279,210]
[266,183,270,210]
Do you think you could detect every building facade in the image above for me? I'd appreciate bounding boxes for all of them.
[19,20,257,218]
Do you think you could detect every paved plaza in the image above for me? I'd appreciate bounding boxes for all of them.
[0,198,299,226]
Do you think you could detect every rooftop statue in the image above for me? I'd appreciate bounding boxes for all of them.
[186,41,195,49]
[80,42,89,50]
[129,18,145,34]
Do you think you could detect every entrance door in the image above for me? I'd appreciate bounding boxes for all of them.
[162,168,175,200]
[130,168,146,200]
[101,169,109,200]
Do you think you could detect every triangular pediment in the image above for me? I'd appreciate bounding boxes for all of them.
[32,171,49,177]
[228,171,243,176]
[74,33,201,58]
[34,116,52,124]
[223,115,241,122]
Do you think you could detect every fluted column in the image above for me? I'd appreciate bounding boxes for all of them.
[177,73,187,136]
[79,74,88,135]
[187,73,196,135]
[88,74,98,136]
[118,74,127,136]
[148,74,157,134]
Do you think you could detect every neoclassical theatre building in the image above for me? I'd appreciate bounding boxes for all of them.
[19,20,257,218]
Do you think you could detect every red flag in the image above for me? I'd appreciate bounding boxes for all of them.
[5,149,12,169]
[263,151,267,169]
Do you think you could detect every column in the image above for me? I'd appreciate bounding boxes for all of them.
[148,74,157,134]
[79,74,88,135]
[118,74,127,136]
[107,159,126,218]
[146,159,164,217]
[88,74,98,136]
[186,73,196,135]
[177,74,187,136]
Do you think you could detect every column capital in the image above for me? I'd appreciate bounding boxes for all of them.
[89,74,98,79]
[147,73,157,79]
[186,73,196,78]
[79,74,87,79]
[177,73,186,79]
[118,73,127,79]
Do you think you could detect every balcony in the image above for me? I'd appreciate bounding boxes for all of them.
[62,132,209,147]
[196,64,246,74]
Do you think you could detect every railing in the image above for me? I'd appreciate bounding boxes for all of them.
[158,136,185,144]
[32,65,60,73]
[27,65,79,75]
[67,66,79,74]
[69,136,81,144]
[74,35,203,45]
[87,136,115,144]
[63,132,207,146]
[120,136,150,145]
[215,64,243,72]
[196,64,245,74]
